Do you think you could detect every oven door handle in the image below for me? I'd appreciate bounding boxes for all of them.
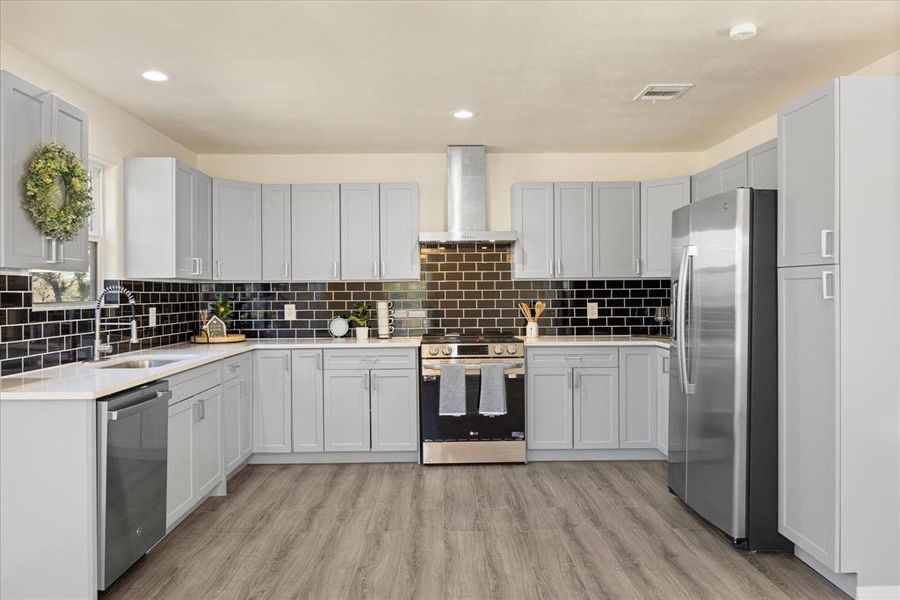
[421,364,525,378]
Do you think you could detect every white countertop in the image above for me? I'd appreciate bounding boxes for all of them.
[0,337,421,401]
[522,335,671,349]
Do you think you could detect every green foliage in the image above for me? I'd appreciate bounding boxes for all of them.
[23,142,93,242]
[209,295,233,325]
[347,301,371,327]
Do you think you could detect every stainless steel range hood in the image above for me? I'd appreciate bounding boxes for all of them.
[419,146,516,243]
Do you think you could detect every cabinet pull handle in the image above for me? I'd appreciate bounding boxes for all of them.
[283,354,289,371]
[200,398,206,421]
[193,402,200,424]
[333,262,338,279]
[192,257,200,275]
[548,259,553,276]
[57,242,64,263]
[820,229,834,259]
[373,261,378,278]
[284,261,289,279]
[381,261,385,278]
[575,371,581,389]
[316,353,322,370]
[662,355,670,373]
[567,370,572,389]
[821,270,835,300]
[45,238,57,264]
[363,373,369,390]
[199,258,203,275]
[372,374,378,391]
[634,257,641,275]
[215,260,222,278]
[556,259,562,276]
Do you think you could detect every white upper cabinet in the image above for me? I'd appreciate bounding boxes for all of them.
[212,178,262,280]
[126,158,212,280]
[778,80,838,267]
[692,153,749,203]
[511,182,554,279]
[593,182,641,278]
[1,71,89,272]
[261,184,292,280]
[291,184,341,281]
[747,139,777,190]
[379,183,420,280]
[340,183,381,281]
[553,182,593,279]
[640,176,691,277]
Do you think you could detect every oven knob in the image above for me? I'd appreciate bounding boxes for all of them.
[494,345,504,355]
[507,344,517,355]
[441,345,452,356]
[429,346,439,356]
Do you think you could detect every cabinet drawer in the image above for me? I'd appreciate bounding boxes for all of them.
[168,361,223,406]
[527,347,618,369]
[223,353,252,382]
[323,348,416,371]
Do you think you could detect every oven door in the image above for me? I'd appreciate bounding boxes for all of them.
[419,360,526,444]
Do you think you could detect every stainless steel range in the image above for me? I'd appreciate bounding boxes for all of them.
[419,333,526,464]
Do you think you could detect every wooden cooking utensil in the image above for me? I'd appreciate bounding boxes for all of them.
[534,301,546,321]
[519,302,533,322]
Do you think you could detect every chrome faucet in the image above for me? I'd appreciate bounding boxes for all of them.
[94,284,139,361]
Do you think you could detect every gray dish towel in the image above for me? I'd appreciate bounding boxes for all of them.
[479,363,508,416]
[438,363,467,416]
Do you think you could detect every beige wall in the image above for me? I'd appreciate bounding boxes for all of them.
[702,49,900,168]
[198,152,702,231]
[0,40,197,278]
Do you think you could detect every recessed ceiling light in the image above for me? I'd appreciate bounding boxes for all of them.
[452,109,475,119]
[141,70,169,82]
[729,23,757,41]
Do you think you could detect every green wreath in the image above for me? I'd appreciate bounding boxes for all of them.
[23,142,93,242]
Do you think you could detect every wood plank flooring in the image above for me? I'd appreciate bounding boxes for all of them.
[102,461,847,600]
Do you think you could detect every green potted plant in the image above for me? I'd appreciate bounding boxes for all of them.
[209,295,233,326]
[347,302,371,340]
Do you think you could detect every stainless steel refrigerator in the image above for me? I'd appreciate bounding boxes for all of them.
[668,188,791,551]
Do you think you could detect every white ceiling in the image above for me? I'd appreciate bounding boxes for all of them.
[1,1,898,153]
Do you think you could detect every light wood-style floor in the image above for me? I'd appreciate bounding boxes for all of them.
[103,461,846,600]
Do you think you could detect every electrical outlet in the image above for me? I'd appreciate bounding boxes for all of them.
[586,302,599,319]
[148,307,157,327]
[284,304,297,320]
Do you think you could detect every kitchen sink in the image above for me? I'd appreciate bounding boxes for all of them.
[98,359,181,369]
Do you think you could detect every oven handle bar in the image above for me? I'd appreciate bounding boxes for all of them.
[421,364,525,378]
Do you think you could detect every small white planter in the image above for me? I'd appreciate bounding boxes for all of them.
[355,327,370,341]
[526,322,539,338]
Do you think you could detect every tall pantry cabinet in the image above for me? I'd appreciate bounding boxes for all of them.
[777,76,899,592]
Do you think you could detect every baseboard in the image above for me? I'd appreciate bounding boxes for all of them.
[527,448,665,461]
[249,451,419,464]
[857,587,900,600]
[794,546,857,598]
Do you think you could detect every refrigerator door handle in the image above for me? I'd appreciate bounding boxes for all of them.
[677,245,698,395]
[820,229,834,259]
[822,270,834,300]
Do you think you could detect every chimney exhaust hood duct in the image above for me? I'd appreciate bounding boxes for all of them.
[419,146,516,243]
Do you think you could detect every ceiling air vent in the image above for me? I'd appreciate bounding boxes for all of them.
[632,84,694,102]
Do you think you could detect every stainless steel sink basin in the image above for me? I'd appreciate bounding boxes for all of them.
[98,359,180,369]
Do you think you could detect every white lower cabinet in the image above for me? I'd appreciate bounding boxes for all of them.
[656,348,671,456]
[323,369,371,451]
[291,350,324,452]
[370,369,418,452]
[253,350,292,453]
[573,367,619,449]
[166,385,224,529]
[223,356,252,474]
[526,368,573,449]
[618,347,657,449]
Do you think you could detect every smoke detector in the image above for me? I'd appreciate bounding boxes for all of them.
[632,84,694,103]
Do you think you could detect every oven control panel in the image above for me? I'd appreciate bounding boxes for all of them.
[421,341,524,360]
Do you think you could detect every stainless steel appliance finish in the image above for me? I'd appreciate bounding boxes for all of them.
[97,381,171,590]
[418,146,517,242]
[668,188,790,552]
[98,359,181,369]
[420,333,526,464]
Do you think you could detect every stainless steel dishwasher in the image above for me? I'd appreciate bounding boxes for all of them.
[97,380,171,590]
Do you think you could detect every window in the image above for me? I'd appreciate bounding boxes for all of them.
[30,158,105,307]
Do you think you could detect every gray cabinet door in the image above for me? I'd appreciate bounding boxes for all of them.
[261,184,292,281]
[619,347,657,449]
[370,369,418,451]
[291,350,324,453]
[379,183,420,280]
[656,348,670,456]
[526,367,572,449]
[340,183,381,280]
[511,182,554,279]
[719,152,749,193]
[778,265,839,569]
[50,96,90,272]
[573,367,619,449]
[692,166,721,203]
[253,350,292,453]
[0,71,53,270]
[222,377,243,474]
[640,176,691,277]
[748,139,777,190]
[323,369,371,452]
[192,387,223,499]
[553,182,593,279]
[291,184,340,281]
[191,170,212,279]
[778,81,838,267]
[212,178,262,280]
[166,399,194,528]
[174,164,195,279]
[593,182,640,278]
